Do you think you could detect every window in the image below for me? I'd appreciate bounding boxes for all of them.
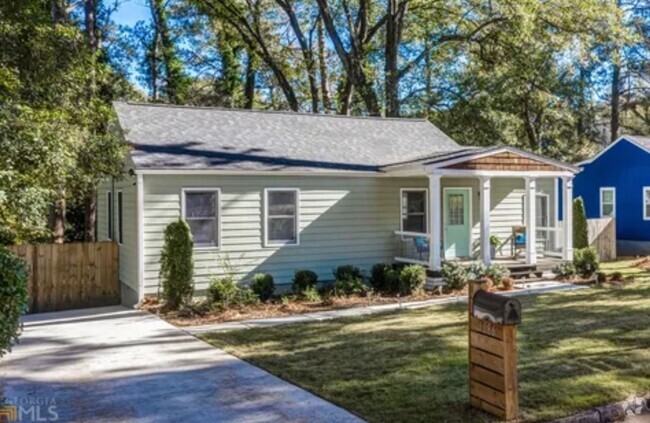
[182,189,220,248]
[401,189,427,233]
[447,194,465,225]
[536,194,550,228]
[522,193,551,227]
[265,189,299,246]
[117,191,123,244]
[107,191,113,240]
[600,187,616,218]
[644,187,650,220]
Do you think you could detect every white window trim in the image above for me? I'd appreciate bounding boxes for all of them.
[399,188,429,235]
[263,188,300,247]
[600,187,616,218]
[181,187,222,250]
[116,190,123,245]
[522,192,553,230]
[106,191,113,241]
[643,187,650,221]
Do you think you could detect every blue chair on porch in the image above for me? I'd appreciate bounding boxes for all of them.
[413,236,429,261]
[512,226,526,259]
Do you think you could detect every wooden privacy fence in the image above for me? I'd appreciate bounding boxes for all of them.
[9,242,120,313]
[587,217,617,261]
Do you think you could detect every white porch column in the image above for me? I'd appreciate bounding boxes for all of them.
[429,174,442,270]
[525,177,537,265]
[480,176,492,266]
[562,176,574,261]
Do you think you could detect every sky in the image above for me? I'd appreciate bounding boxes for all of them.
[113,0,151,27]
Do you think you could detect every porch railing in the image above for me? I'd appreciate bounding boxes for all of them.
[394,231,430,266]
[536,226,563,258]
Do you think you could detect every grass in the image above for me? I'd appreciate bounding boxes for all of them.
[200,260,650,422]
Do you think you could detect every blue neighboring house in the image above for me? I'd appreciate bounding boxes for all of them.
[574,135,650,255]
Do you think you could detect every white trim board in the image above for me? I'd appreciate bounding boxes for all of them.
[181,187,222,250]
[263,188,301,248]
[428,169,575,178]
[643,187,650,221]
[136,173,144,302]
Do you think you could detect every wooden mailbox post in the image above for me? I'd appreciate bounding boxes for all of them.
[468,281,520,421]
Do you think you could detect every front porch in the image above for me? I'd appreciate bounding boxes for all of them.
[387,146,578,273]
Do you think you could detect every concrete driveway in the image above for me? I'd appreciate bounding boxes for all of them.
[0,306,362,423]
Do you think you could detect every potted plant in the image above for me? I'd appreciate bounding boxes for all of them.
[489,235,501,259]
[502,277,515,291]
[480,277,495,292]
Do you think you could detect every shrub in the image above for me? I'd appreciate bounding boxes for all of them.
[552,262,576,279]
[574,247,600,277]
[489,235,501,248]
[302,285,321,302]
[207,276,239,305]
[0,247,29,357]
[610,271,624,281]
[441,262,469,291]
[370,263,392,292]
[159,220,194,310]
[466,262,487,280]
[596,272,607,284]
[485,264,509,284]
[333,265,363,282]
[573,197,589,249]
[398,265,426,295]
[292,270,318,294]
[502,277,515,290]
[250,273,275,302]
[334,278,366,296]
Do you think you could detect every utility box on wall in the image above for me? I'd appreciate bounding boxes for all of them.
[468,282,521,421]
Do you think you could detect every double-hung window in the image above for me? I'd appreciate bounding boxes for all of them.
[535,194,550,228]
[265,188,299,246]
[183,189,220,248]
[644,187,650,220]
[600,187,616,218]
[401,189,427,234]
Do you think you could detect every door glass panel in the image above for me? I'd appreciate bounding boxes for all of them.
[448,194,465,225]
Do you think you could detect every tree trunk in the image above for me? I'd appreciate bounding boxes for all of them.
[339,77,353,115]
[244,50,257,109]
[49,194,66,244]
[84,0,99,52]
[51,0,68,24]
[317,15,331,113]
[150,0,186,104]
[84,195,97,242]
[384,0,399,117]
[611,58,621,143]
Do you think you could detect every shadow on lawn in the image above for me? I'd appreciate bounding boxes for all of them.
[203,281,650,423]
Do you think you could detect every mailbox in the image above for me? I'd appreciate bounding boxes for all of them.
[472,290,521,325]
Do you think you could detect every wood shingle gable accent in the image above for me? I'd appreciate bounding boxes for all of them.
[443,151,565,172]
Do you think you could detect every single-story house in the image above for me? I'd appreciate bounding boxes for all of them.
[101,102,579,305]
[574,135,650,255]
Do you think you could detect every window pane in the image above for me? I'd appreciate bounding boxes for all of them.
[188,219,216,245]
[186,192,216,218]
[646,204,650,218]
[645,190,650,204]
[268,191,296,216]
[602,189,613,204]
[448,194,464,225]
[404,215,426,233]
[536,196,548,227]
[602,204,614,217]
[405,191,425,213]
[268,217,296,242]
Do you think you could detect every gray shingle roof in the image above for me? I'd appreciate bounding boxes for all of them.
[114,102,463,172]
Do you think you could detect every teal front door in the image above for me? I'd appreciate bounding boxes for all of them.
[444,188,471,258]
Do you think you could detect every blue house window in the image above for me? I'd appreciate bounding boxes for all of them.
[600,188,616,218]
[644,188,650,221]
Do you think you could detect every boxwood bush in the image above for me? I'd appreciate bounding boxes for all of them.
[292,269,318,295]
[441,262,469,291]
[0,247,29,357]
[250,273,275,302]
[574,247,600,277]
[398,265,426,295]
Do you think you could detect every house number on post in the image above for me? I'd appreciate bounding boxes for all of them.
[468,281,522,422]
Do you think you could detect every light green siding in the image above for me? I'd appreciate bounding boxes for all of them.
[97,171,139,298]
[142,175,427,295]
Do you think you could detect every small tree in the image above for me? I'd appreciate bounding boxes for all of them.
[0,247,29,357]
[159,220,194,310]
[573,197,589,249]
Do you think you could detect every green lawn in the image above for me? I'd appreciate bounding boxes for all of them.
[200,260,650,422]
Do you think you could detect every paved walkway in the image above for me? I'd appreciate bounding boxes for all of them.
[185,280,585,334]
[0,306,363,423]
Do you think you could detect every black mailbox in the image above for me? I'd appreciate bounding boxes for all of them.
[472,290,521,325]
